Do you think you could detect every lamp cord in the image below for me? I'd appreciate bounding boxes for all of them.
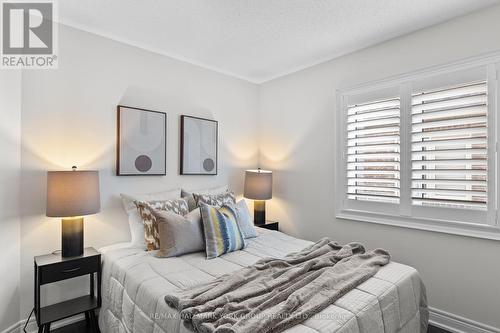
[23,308,34,333]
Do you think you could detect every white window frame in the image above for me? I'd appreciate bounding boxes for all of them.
[335,52,500,241]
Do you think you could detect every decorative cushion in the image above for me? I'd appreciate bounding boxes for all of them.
[194,191,236,207]
[135,198,189,251]
[152,208,205,258]
[181,185,229,211]
[230,200,257,239]
[120,188,181,248]
[199,203,246,259]
[121,188,182,213]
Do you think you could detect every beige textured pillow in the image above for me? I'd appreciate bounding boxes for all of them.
[120,188,181,248]
[135,198,189,251]
[152,209,205,257]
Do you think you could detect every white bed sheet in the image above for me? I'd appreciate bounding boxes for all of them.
[98,229,428,333]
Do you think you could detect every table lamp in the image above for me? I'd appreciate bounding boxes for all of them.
[244,168,272,225]
[46,167,101,257]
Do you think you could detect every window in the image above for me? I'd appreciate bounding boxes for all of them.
[411,81,488,210]
[337,59,499,240]
[347,97,400,204]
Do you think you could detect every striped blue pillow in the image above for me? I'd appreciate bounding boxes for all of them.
[199,203,246,259]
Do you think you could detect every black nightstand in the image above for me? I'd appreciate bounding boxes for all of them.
[256,221,279,231]
[34,247,101,333]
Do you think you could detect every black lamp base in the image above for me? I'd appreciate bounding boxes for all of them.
[61,217,84,257]
[253,200,266,225]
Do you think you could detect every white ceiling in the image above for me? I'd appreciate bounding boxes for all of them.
[58,0,499,83]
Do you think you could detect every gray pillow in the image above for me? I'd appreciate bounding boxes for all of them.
[151,208,205,257]
[231,200,257,239]
[181,193,197,212]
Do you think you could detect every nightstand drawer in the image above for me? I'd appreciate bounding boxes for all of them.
[257,222,279,231]
[39,256,99,285]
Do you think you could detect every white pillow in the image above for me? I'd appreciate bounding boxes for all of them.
[120,188,181,248]
[232,200,257,238]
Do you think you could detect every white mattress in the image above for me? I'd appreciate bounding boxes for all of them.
[98,229,428,333]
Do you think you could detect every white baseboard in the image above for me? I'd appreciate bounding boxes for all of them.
[1,320,22,333]
[1,313,85,333]
[429,307,500,333]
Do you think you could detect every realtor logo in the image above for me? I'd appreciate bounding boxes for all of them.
[1,0,58,68]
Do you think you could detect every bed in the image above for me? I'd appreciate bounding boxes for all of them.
[98,228,428,333]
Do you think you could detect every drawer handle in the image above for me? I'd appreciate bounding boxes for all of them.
[62,267,81,273]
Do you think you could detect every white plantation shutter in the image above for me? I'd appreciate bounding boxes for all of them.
[411,81,488,210]
[347,97,400,203]
[338,60,499,237]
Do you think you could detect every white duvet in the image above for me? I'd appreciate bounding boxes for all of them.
[99,229,428,333]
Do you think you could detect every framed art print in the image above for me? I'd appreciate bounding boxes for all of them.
[180,115,218,175]
[117,105,167,176]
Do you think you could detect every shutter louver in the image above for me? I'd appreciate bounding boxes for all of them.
[347,98,400,203]
[411,81,488,210]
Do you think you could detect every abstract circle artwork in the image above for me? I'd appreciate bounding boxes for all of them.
[203,158,215,172]
[181,115,218,175]
[135,155,152,172]
[117,106,166,175]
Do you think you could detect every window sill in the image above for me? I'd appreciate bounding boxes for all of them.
[336,209,500,241]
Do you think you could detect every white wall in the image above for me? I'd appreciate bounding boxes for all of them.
[0,71,21,331]
[19,24,260,319]
[259,4,500,329]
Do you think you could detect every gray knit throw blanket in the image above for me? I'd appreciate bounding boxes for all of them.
[165,238,390,333]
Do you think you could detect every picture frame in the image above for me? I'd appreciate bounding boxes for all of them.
[180,115,218,175]
[116,105,167,176]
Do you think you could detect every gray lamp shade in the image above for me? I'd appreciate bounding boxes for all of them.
[46,170,101,217]
[244,169,272,200]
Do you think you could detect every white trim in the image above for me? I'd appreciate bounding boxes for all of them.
[399,83,412,217]
[337,210,500,241]
[338,50,500,95]
[429,307,500,333]
[1,314,86,333]
[495,62,500,227]
[1,320,22,333]
[486,64,498,226]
